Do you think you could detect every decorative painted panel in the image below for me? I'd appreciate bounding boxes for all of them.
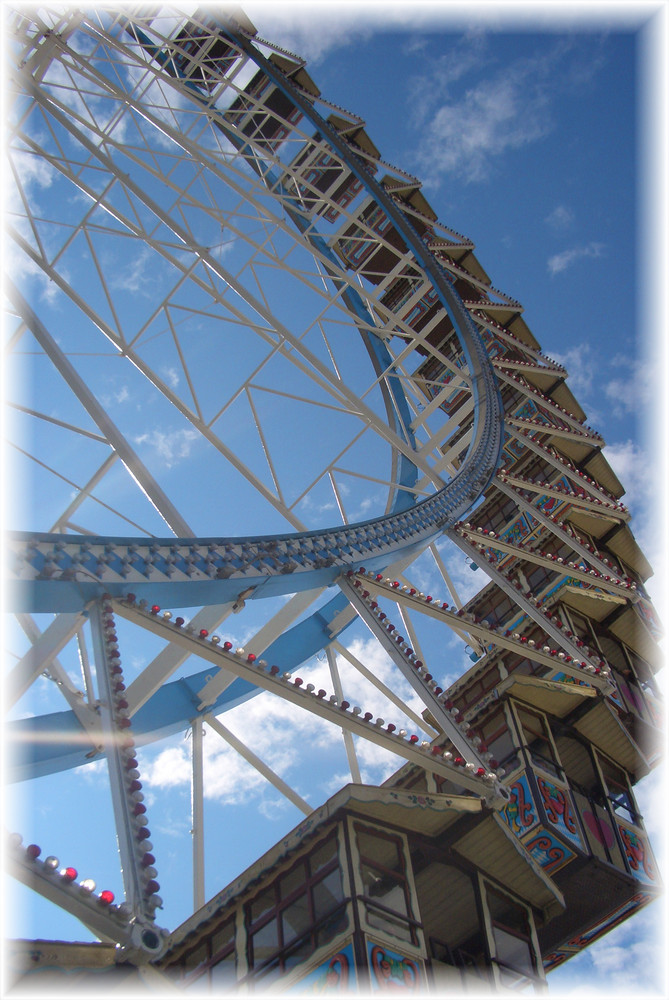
[503,428,527,462]
[551,671,592,689]
[289,942,356,994]
[636,596,663,640]
[566,892,657,950]
[513,399,540,422]
[367,940,423,993]
[500,514,532,547]
[617,823,658,885]
[523,831,575,876]
[501,774,539,837]
[480,329,506,359]
[542,949,572,972]
[536,776,584,851]
[402,287,438,329]
[534,492,568,517]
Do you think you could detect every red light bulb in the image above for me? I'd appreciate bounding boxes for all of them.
[62,867,77,881]
[99,890,115,905]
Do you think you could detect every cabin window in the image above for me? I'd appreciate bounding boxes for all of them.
[597,754,638,826]
[172,915,236,987]
[476,706,519,775]
[245,831,345,982]
[513,705,561,778]
[485,886,538,988]
[355,823,417,945]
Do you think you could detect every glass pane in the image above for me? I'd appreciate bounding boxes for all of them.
[279,862,307,901]
[599,756,636,821]
[183,942,208,970]
[283,934,315,971]
[249,887,275,925]
[493,927,534,977]
[316,907,349,951]
[210,953,236,988]
[313,868,344,921]
[310,835,338,875]
[361,864,410,918]
[253,954,281,984]
[356,827,403,872]
[251,918,279,965]
[211,919,235,958]
[487,889,529,932]
[366,905,413,944]
[281,892,311,946]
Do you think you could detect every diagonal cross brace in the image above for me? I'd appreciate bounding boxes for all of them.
[338,574,493,773]
[108,597,508,808]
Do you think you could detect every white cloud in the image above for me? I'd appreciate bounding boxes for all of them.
[604,358,652,419]
[415,73,551,183]
[585,905,666,996]
[407,30,487,123]
[549,344,603,423]
[161,367,180,390]
[409,37,600,184]
[132,427,200,467]
[545,204,575,230]
[602,440,664,595]
[141,744,191,788]
[243,7,372,65]
[110,246,157,296]
[548,242,605,276]
[10,146,55,193]
[603,440,655,514]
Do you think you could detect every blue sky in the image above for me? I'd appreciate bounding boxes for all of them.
[5,3,667,996]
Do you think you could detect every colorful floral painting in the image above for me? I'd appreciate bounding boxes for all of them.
[501,515,531,546]
[290,943,356,994]
[537,777,584,850]
[367,942,422,993]
[542,950,572,972]
[501,774,538,836]
[566,892,656,950]
[617,824,657,883]
[524,831,575,875]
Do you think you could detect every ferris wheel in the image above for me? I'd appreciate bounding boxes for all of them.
[6,6,616,962]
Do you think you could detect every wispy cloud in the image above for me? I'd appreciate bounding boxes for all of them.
[110,246,157,296]
[547,242,604,275]
[602,437,664,600]
[244,7,372,65]
[549,344,603,424]
[160,367,180,390]
[409,36,607,185]
[414,73,551,183]
[133,427,199,467]
[603,439,655,515]
[603,358,652,419]
[545,204,574,231]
